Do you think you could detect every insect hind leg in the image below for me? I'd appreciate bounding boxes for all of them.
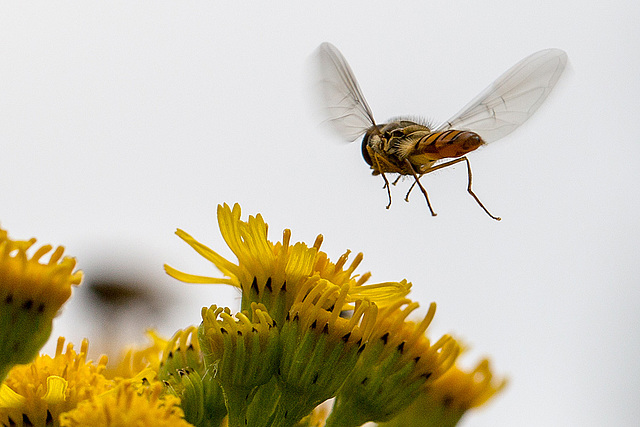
[421,156,501,221]
[461,157,501,221]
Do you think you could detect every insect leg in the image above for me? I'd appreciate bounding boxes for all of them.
[380,172,393,209]
[371,153,393,209]
[462,157,501,221]
[404,160,437,216]
[422,157,501,221]
[404,179,419,202]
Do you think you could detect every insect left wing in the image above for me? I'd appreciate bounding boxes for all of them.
[312,42,377,142]
[435,48,568,144]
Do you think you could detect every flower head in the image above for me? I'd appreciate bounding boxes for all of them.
[274,279,377,426]
[378,358,507,427]
[159,326,203,380]
[428,358,507,411]
[199,303,280,389]
[159,326,227,427]
[0,337,111,427]
[59,380,191,427]
[326,300,460,427]
[105,329,168,380]
[0,228,82,380]
[199,302,280,427]
[165,203,410,325]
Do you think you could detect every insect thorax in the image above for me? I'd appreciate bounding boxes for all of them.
[361,120,433,173]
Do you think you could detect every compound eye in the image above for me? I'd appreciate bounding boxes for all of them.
[361,135,373,166]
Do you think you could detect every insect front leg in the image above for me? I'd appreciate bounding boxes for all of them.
[371,153,394,209]
[380,173,393,209]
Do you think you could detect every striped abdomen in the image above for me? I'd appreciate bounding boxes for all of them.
[410,130,484,163]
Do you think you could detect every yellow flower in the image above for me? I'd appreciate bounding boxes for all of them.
[164,203,410,325]
[200,303,280,389]
[0,227,82,380]
[159,326,227,427]
[326,300,460,427]
[160,326,201,376]
[274,279,377,426]
[0,337,111,427]
[429,358,507,411]
[105,330,168,380]
[379,358,507,427]
[59,380,192,427]
[199,303,280,427]
[161,203,505,425]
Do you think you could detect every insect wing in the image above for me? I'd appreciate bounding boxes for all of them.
[313,42,377,142]
[436,48,567,143]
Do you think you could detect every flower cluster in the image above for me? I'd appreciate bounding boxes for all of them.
[161,203,504,426]
[0,205,505,426]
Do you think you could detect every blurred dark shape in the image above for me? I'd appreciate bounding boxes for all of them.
[86,277,162,311]
[73,247,177,361]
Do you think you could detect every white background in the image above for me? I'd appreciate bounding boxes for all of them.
[1,2,638,426]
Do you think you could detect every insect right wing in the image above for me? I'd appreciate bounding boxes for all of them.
[435,48,568,144]
[312,42,377,142]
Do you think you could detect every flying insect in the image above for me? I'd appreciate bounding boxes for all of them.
[313,42,567,220]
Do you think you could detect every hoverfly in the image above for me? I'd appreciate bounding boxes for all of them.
[313,42,567,220]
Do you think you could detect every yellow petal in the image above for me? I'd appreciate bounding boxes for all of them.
[164,264,237,286]
[43,375,68,405]
[0,383,26,408]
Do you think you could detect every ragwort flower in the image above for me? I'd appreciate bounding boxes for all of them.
[59,380,192,427]
[273,279,377,427]
[162,203,505,426]
[378,358,507,427]
[105,329,168,381]
[164,203,410,326]
[0,337,111,427]
[0,227,82,381]
[199,303,280,427]
[159,326,227,427]
[326,300,460,427]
